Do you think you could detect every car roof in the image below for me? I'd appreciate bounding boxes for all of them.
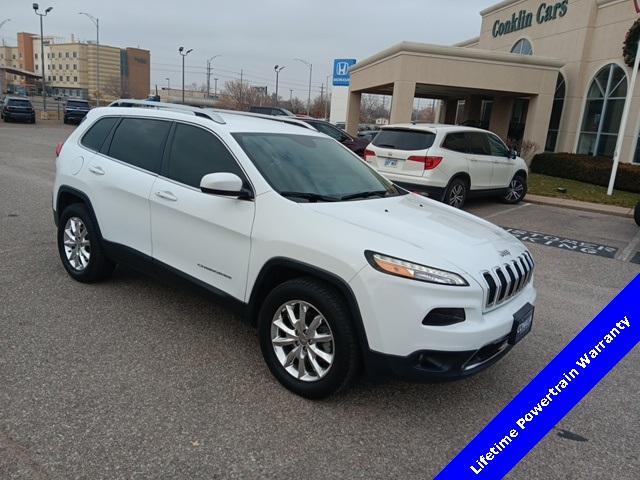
[381,123,489,134]
[5,96,32,101]
[91,103,326,136]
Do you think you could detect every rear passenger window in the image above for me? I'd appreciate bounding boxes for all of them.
[107,118,171,173]
[465,132,491,156]
[372,129,435,151]
[166,123,243,188]
[442,132,468,153]
[80,117,118,151]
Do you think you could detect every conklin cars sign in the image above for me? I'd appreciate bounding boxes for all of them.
[492,0,568,38]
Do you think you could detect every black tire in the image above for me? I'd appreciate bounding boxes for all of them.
[443,177,468,209]
[501,174,527,204]
[63,118,68,124]
[634,203,640,227]
[258,277,360,399]
[57,203,115,283]
[3,116,9,123]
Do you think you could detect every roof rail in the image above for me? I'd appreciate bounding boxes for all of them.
[108,99,226,124]
[208,108,315,131]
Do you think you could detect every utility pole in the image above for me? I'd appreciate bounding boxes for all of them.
[78,12,99,105]
[319,83,324,118]
[214,78,218,98]
[325,75,330,120]
[289,89,293,104]
[165,77,170,90]
[178,46,193,104]
[33,4,53,111]
[239,69,244,110]
[294,58,312,115]
[206,55,221,98]
[274,65,285,107]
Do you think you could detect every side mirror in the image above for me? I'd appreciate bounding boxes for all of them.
[509,149,518,159]
[200,172,254,200]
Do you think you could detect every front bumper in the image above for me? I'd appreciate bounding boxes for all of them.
[4,111,35,121]
[350,265,537,380]
[65,111,88,121]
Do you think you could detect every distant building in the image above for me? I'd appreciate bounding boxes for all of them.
[0,32,150,102]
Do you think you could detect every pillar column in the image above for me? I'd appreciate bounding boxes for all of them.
[444,99,458,124]
[522,93,555,159]
[345,90,361,136]
[462,95,483,123]
[489,96,515,141]
[389,81,416,124]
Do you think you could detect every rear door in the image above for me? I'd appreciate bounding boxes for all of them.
[464,131,494,190]
[150,122,255,300]
[83,116,171,256]
[486,133,515,188]
[368,128,436,177]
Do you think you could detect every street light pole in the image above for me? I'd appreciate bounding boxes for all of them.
[165,77,170,90]
[214,78,218,98]
[33,4,52,111]
[178,46,193,104]
[206,55,221,98]
[274,65,285,106]
[78,12,99,105]
[294,58,312,115]
[607,37,640,195]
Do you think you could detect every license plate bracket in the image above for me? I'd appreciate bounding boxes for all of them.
[509,303,534,345]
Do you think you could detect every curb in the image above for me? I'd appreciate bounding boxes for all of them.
[525,194,634,219]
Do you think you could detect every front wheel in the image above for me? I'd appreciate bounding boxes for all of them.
[501,174,527,204]
[443,178,468,209]
[634,203,640,227]
[258,278,360,399]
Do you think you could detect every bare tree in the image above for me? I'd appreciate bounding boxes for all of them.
[217,79,265,111]
[100,75,130,100]
[360,94,390,124]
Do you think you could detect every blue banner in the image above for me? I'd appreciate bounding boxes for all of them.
[435,275,640,480]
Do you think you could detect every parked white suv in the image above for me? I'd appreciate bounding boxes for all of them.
[364,124,529,208]
[53,102,536,398]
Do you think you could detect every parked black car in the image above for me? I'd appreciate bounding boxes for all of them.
[63,99,91,124]
[300,118,370,157]
[249,106,295,116]
[1,96,36,123]
[635,203,640,226]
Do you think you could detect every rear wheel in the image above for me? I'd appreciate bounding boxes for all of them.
[443,177,468,209]
[57,203,115,282]
[258,278,360,399]
[501,174,527,204]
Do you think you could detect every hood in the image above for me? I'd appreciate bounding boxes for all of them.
[307,193,527,275]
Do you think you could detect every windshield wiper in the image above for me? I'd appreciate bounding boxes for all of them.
[374,143,396,148]
[340,190,389,201]
[279,191,340,202]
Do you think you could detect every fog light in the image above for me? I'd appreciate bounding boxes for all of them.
[422,308,466,326]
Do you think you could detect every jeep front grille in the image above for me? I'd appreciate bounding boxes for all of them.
[482,252,534,309]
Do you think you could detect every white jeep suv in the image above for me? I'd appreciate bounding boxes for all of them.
[53,102,536,398]
[364,124,529,208]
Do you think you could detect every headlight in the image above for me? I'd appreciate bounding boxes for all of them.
[365,251,468,286]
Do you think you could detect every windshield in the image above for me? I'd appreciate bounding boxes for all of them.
[232,133,404,202]
[372,129,436,150]
[8,99,32,108]
[67,100,89,108]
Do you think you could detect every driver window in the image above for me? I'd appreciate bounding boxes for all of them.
[487,134,511,157]
[166,123,243,188]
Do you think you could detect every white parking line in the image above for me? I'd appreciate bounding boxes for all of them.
[483,202,531,220]
[617,228,640,262]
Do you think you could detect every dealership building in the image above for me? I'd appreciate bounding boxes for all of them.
[345,0,640,163]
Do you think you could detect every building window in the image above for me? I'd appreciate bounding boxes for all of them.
[545,74,566,152]
[66,64,69,70]
[577,64,627,157]
[35,53,38,59]
[73,64,77,70]
[58,52,62,58]
[511,39,533,56]
[73,52,77,58]
[66,76,70,82]
[74,76,78,82]
[35,64,39,71]
[59,64,62,69]
[52,75,56,81]
[65,52,69,58]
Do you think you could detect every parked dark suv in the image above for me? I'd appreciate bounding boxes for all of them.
[1,97,36,123]
[300,118,370,157]
[249,106,294,116]
[63,99,91,124]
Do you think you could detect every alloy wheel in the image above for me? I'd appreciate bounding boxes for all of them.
[448,184,465,208]
[505,178,525,202]
[63,217,91,271]
[270,300,335,382]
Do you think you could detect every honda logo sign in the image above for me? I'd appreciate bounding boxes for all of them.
[332,59,357,87]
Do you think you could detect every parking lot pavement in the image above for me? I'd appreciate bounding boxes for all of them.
[1,123,639,480]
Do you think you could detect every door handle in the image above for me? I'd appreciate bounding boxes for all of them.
[88,165,105,175]
[155,190,178,202]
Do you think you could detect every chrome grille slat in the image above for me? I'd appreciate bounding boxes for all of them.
[481,252,534,310]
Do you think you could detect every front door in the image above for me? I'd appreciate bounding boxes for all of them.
[464,131,493,190]
[149,122,255,300]
[487,133,515,188]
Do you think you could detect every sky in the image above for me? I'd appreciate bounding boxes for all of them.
[0,0,497,99]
